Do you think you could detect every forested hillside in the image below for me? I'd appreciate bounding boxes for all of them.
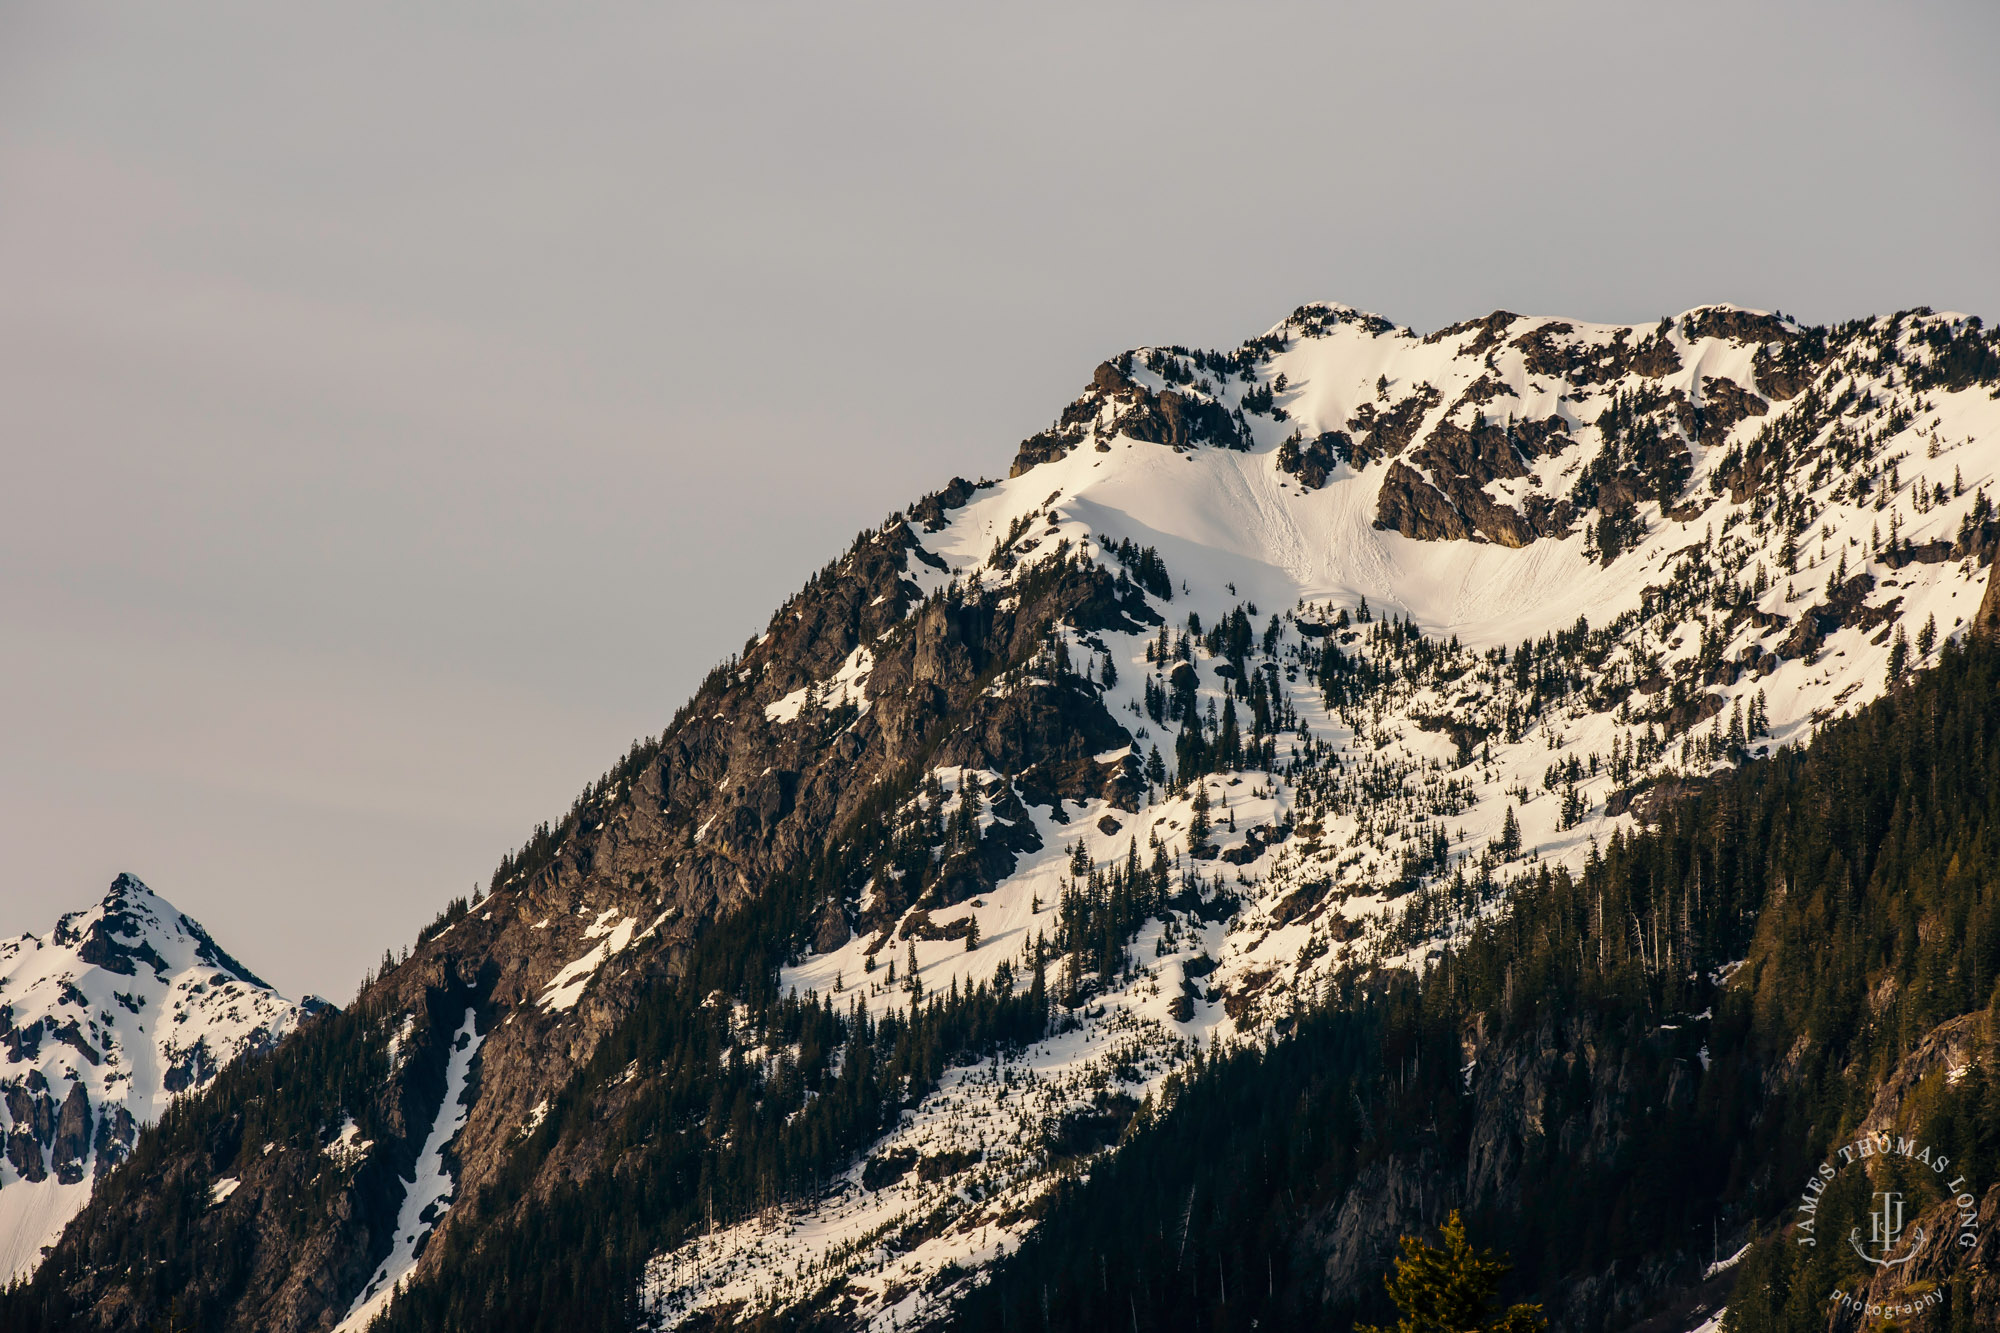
[955,633,2000,1332]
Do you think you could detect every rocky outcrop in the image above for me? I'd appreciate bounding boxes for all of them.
[1977,542,2000,639]
[1774,571,1901,662]
[1375,462,1476,542]
[1511,320,1681,386]
[1680,307,1793,346]
[1693,375,1767,447]
[1343,383,1439,468]
[1422,310,1521,357]
[1373,413,1577,547]
[906,477,985,532]
[50,1083,91,1184]
[90,1105,136,1179]
[5,1075,53,1183]
[1009,359,1246,476]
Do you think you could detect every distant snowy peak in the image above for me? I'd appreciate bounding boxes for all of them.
[47,872,272,990]
[0,874,304,1281]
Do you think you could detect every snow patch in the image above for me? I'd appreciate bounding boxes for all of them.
[325,1115,374,1171]
[1704,1243,1750,1280]
[540,911,639,1012]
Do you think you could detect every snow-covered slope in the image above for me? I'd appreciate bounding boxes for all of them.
[0,874,305,1280]
[639,302,2000,1329]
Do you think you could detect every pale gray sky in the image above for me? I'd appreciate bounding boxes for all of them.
[3,2,1996,998]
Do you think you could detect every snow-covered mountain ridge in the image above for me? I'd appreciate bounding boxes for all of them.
[13,301,2000,1333]
[0,874,304,1281]
[639,302,2000,1328]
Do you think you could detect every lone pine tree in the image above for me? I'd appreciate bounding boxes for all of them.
[1357,1211,1545,1333]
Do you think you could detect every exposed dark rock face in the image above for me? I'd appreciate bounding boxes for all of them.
[1693,376,1767,447]
[936,673,1137,813]
[1011,428,1081,476]
[1116,387,1246,452]
[50,1083,91,1184]
[1978,542,2000,639]
[1451,372,1519,411]
[5,1076,53,1182]
[90,1106,136,1179]
[1422,310,1521,357]
[1411,417,1529,492]
[1375,461,1475,542]
[811,899,852,954]
[862,1149,916,1191]
[1680,307,1793,345]
[1372,411,1577,546]
[1395,420,1528,545]
[1509,320,1681,386]
[1773,572,1902,663]
[1009,359,1246,477]
[1343,382,1440,468]
[25,507,1150,1332]
[159,1037,221,1093]
[1295,1009,1711,1333]
[906,477,985,532]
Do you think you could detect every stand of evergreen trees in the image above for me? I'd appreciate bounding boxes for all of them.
[953,634,2000,1332]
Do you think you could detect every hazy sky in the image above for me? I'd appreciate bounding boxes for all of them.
[3,2,1997,999]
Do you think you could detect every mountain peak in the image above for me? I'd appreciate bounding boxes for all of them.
[0,874,300,1281]
[48,872,273,990]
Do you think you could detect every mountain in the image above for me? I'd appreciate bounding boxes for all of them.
[6,302,2000,1333]
[0,874,304,1284]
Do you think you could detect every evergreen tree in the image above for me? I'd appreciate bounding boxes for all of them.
[1357,1211,1545,1333]
[1218,699,1241,769]
[1188,783,1212,848]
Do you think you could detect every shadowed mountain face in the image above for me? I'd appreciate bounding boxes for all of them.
[7,302,2000,1333]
